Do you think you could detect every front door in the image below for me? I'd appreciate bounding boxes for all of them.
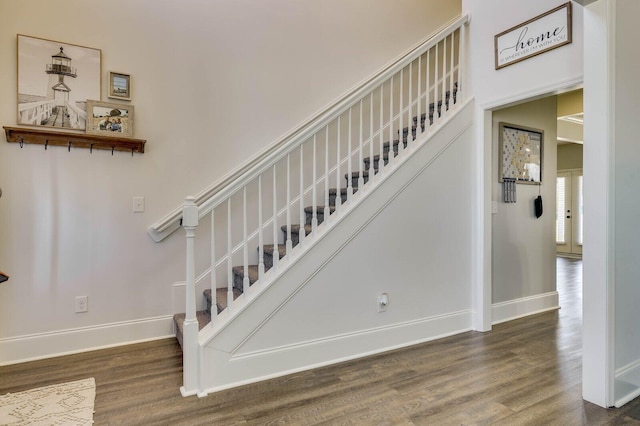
[556,170,583,256]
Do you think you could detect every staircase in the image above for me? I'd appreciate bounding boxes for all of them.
[153,15,470,397]
[173,95,454,348]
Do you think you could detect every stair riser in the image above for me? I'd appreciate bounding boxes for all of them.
[263,250,284,270]
[329,192,347,206]
[346,174,370,188]
[305,210,327,226]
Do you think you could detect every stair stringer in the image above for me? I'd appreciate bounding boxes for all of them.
[196,100,475,395]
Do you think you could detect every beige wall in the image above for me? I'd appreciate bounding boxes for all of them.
[492,96,557,304]
[0,0,461,361]
[557,143,583,170]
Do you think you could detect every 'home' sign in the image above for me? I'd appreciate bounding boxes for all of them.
[494,2,572,70]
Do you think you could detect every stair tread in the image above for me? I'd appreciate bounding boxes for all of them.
[232,264,259,283]
[263,244,287,256]
[204,288,242,313]
[284,224,313,233]
[328,187,359,196]
[173,310,211,332]
[304,205,336,214]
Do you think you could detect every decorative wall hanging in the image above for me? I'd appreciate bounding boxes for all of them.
[86,100,134,138]
[17,35,101,130]
[494,2,572,70]
[499,122,544,184]
[108,71,131,100]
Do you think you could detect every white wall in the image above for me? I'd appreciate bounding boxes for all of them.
[611,0,640,406]
[491,97,558,309]
[200,102,475,393]
[462,0,583,330]
[0,0,461,363]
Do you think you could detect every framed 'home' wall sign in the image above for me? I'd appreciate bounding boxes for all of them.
[495,2,572,70]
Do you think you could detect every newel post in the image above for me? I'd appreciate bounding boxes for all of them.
[180,196,200,396]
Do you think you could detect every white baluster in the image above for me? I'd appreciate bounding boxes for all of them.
[347,107,353,201]
[426,49,431,130]
[417,54,422,137]
[458,26,465,101]
[324,126,330,220]
[389,75,394,164]
[312,135,318,232]
[226,198,233,310]
[286,153,293,253]
[298,145,305,248]
[369,92,374,180]
[258,175,264,281]
[379,84,384,172]
[357,100,364,191]
[242,186,249,294]
[336,116,342,212]
[450,32,455,109]
[211,208,217,318]
[434,42,439,122]
[182,196,199,395]
[272,165,279,270]
[399,68,404,157]
[442,37,447,116]
[409,62,413,144]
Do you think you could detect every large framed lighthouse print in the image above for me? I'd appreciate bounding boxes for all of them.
[17,35,101,131]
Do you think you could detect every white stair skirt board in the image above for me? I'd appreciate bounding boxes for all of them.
[200,311,472,396]
[491,291,560,325]
[187,101,475,395]
[615,359,640,407]
[0,315,174,365]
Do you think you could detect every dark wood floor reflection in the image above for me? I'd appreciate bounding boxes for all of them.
[2,257,640,424]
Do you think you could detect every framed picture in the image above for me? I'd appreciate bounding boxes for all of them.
[495,2,572,70]
[499,122,543,184]
[108,71,131,100]
[86,100,134,138]
[17,34,101,130]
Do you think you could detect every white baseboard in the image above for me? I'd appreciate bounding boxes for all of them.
[615,359,640,407]
[492,291,559,325]
[199,310,472,395]
[0,315,175,366]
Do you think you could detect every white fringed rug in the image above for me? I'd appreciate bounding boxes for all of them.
[0,378,95,425]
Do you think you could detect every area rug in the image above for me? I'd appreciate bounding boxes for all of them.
[0,378,95,425]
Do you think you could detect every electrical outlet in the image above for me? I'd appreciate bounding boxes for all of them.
[133,196,145,213]
[378,293,389,312]
[75,296,88,313]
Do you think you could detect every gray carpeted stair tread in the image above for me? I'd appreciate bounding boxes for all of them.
[282,224,313,234]
[173,310,211,349]
[204,288,241,314]
[263,244,287,257]
[232,264,259,284]
[304,205,336,214]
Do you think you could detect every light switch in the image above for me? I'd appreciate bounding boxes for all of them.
[133,196,145,213]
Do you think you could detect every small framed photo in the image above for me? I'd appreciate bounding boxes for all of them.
[108,71,131,100]
[86,100,134,137]
[499,122,543,184]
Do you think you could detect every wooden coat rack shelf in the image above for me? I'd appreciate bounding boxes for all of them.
[3,126,146,154]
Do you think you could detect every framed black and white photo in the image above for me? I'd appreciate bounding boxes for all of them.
[17,34,101,130]
[108,71,131,100]
[86,100,134,138]
[499,122,543,184]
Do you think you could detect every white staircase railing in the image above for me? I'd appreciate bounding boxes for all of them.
[176,15,469,396]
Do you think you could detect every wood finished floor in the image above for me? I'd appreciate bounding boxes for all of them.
[2,257,640,425]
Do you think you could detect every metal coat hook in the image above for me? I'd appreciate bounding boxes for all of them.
[44,139,48,150]
[19,138,24,148]
[68,141,72,152]
[131,148,135,157]
[111,146,115,156]
[90,144,94,154]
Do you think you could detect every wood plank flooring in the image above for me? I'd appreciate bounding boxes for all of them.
[2,257,640,425]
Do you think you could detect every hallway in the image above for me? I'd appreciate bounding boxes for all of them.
[1,258,640,424]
